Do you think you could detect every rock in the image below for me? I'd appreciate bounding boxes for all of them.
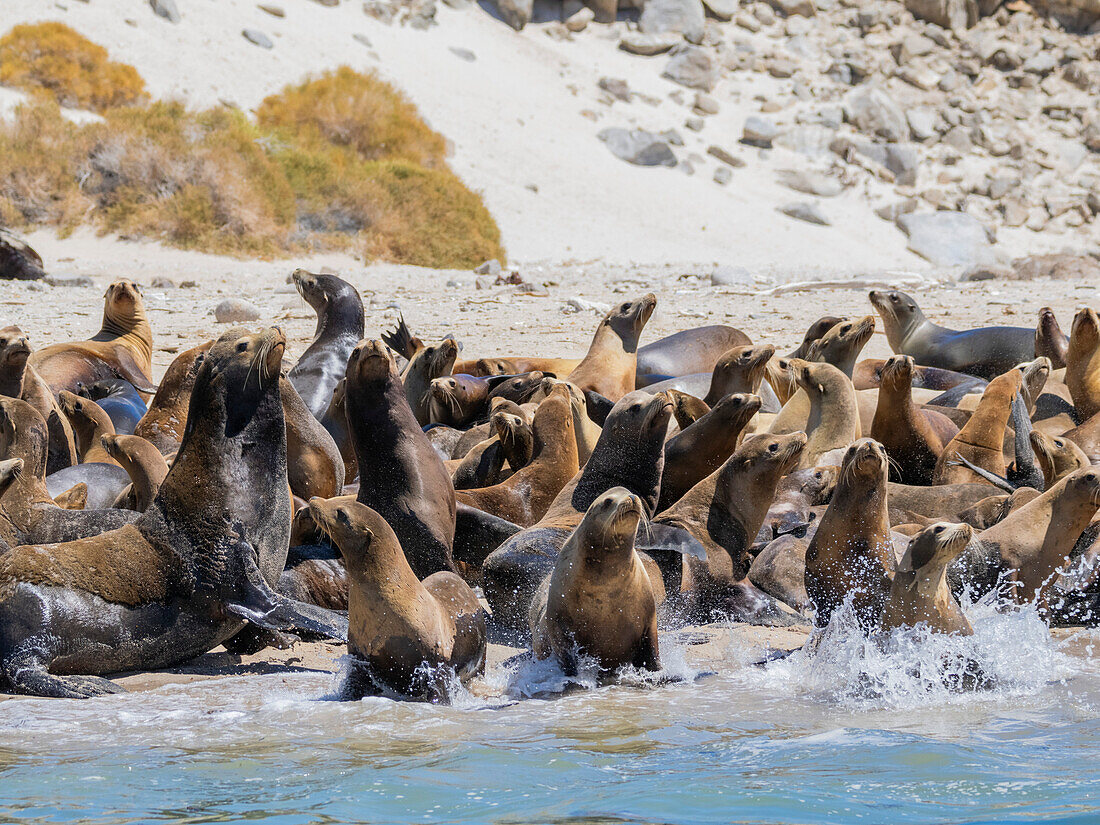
[906,108,938,142]
[311,0,340,4]
[707,145,746,167]
[904,0,976,32]
[959,264,1012,282]
[779,202,830,225]
[493,0,533,30]
[741,116,780,147]
[0,229,45,281]
[775,124,835,157]
[775,169,843,197]
[362,0,396,21]
[641,0,705,41]
[1002,198,1029,226]
[714,166,733,184]
[242,29,274,48]
[405,0,437,29]
[875,199,920,221]
[151,277,176,288]
[662,45,718,91]
[693,92,720,115]
[619,32,681,55]
[149,0,181,22]
[565,6,594,30]
[598,128,678,166]
[1024,51,1058,75]
[353,32,373,46]
[766,0,816,16]
[214,299,263,323]
[712,265,753,286]
[767,56,798,78]
[753,2,777,23]
[258,4,286,16]
[562,298,611,315]
[702,0,737,19]
[45,275,95,288]
[883,143,920,186]
[986,174,1018,199]
[942,126,973,153]
[1011,253,1100,281]
[735,11,762,29]
[449,46,476,61]
[897,211,995,267]
[895,33,935,63]
[845,86,908,142]
[685,116,706,131]
[475,259,502,276]
[598,77,632,101]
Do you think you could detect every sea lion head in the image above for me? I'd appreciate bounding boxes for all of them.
[708,392,762,430]
[1063,466,1100,508]
[581,486,645,558]
[0,457,24,498]
[1029,430,1090,487]
[840,438,888,484]
[423,337,459,377]
[868,289,923,340]
[879,353,915,391]
[793,315,848,358]
[491,406,534,466]
[57,390,108,433]
[1015,356,1051,409]
[0,326,31,372]
[0,397,48,477]
[605,293,657,342]
[475,357,513,376]
[308,496,396,566]
[489,371,545,405]
[607,389,673,440]
[428,373,484,425]
[739,431,807,477]
[1070,307,1099,352]
[806,315,876,366]
[1037,307,1063,339]
[786,358,843,396]
[347,338,396,385]
[897,522,973,574]
[103,279,145,327]
[715,344,776,385]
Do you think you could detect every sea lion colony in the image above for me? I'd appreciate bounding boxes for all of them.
[1,275,1099,701]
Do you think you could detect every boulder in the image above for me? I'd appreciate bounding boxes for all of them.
[897,211,995,267]
[662,45,718,91]
[641,0,706,41]
[598,129,678,166]
[214,299,263,323]
[0,229,46,281]
[844,87,908,142]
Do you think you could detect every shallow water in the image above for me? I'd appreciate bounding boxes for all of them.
[2,602,1099,825]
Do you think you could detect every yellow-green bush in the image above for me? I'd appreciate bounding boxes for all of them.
[0,22,146,111]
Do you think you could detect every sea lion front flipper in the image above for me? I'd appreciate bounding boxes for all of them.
[4,653,125,699]
[636,523,708,561]
[108,349,159,395]
[926,379,986,409]
[453,503,522,570]
[945,452,1017,492]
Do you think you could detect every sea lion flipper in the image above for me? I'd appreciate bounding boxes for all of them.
[5,659,125,699]
[635,523,708,561]
[108,349,159,394]
[946,452,1016,492]
[454,503,522,570]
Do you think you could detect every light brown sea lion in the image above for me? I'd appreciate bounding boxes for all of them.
[881,522,974,635]
[29,280,157,396]
[529,488,660,677]
[932,369,1023,486]
[401,336,459,426]
[567,294,657,402]
[282,376,345,502]
[781,359,860,469]
[1030,430,1091,489]
[668,389,710,430]
[310,496,486,702]
[527,378,602,467]
[101,434,170,512]
[871,355,959,485]
[636,324,752,387]
[1064,411,1100,462]
[134,341,212,455]
[464,356,581,377]
[1035,307,1069,371]
[702,344,775,406]
[1066,307,1100,422]
[456,387,579,527]
[57,391,118,466]
[53,483,87,510]
[804,438,893,629]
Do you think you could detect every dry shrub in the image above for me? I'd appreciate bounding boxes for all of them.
[0,22,146,111]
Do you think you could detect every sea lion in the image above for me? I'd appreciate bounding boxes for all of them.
[44,464,131,511]
[869,289,1035,380]
[310,497,486,702]
[0,327,347,698]
[101,434,170,512]
[756,465,838,543]
[450,436,508,490]
[881,522,974,636]
[1066,307,1100,422]
[58,391,118,466]
[134,341,212,454]
[932,369,1023,486]
[635,325,751,387]
[319,378,356,482]
[1064,411,1100,462]
[853,358,986,393]
[1031,430,1092,489]
[481,390,671,634]
[428,374,491,428]
[761,316,848,409]
[493,404,536,471]
[287,270,365,419]
[789,315,848,360]
[401,336,459,426]
[282,376,345,502]
[871,354,959,485]
[345,339,456,578]
[76,378,146,435]
[529,488,660,677]
[702,344,775,406]
[804,438,893,629]
[455,387,578,527]
[886,481,1009,527]
[658,392,761,511]
[782,359,860,469]
[466,356,580,377]
[567,294,657,402]
[668,389,710,430]
[1035,306,1069,370]
[527,378,602,467]
[29,280,157,396]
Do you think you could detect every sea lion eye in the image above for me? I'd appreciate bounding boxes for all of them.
[621,303,630,312]
[769,442,779,452]
[934,525,945,534]
[236,341,249,353]
[840,325,851,334]
[890,294,898,302]
[336,509,351,526]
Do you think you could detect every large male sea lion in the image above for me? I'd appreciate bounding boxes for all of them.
[881,522,974,636]
[567,294,657,402]
[1066,307,1100,422]
[0,328,346,698]
[287,270,364,419]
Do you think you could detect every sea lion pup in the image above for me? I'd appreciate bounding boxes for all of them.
[286,270,364,419]
[654,432,808,623]
[29,279,157,396]
[781,359,860,469]
[101,434,170,512]
[58,391,118,466]
[401,335,459,426]
[702,344,775,406]
[0,328,348,698]
[668,389,710,429]
[481,390,671,633]
[1031,430,1091,489]
[871,355,959,485]
[932,369,1024,486]
[658,393,761,511]
[1066,307,1100,422]
[134,341,212,454]
[281,376,345,501]
[567,293,657,402]
[319,378,357,482]
[456,387,579,527]
[428,373,491,428]
[881,522,974,635]
[345,339,457,578]
[310,496,486,702]
[1036,307,1069,371]
[635,324,752,387]
[804,439,893,630]
[530,488,660,677]
[950,468,1100,614]
[76,378,146,435]
[868,289,1035,380]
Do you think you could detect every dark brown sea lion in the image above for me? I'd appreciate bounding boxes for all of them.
[702,345,775,406]
[428,374,490,428]
[287,270,365,419]
[932,369,1023,486]
[1035,306,1069,371]
[567,294,657,402]
[345,339,456,578]
[134,341,212,454]
[636,324,752,387]
[58,391,118,466]
[402,336,459,426]
[29,280,157,396]
[311,496,486,702]
[101,433,169,511]
[449,436,508,491]
[0,328,347,698]
[1066,307,1100,422]
[789,315,848,359]
[881,522,974,636]
[869,289,1036,380]
[464,356,580,377]
[529,488,660,677]
[755,465,838,543]
[804,438,893,629]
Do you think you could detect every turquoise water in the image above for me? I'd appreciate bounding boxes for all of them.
[1,603,1098,825]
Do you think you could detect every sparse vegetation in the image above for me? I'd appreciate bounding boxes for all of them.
[0,28,505,268]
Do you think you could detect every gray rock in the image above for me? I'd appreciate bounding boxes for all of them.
[741,116,780,147]
[493,0,533,30]
[875,199,919,221]
[475,259,502,276]
[774,124,835,157]
[242,29,274,48]
[1024,51,1058,75]
[149,0,181,22]
[986,174,1017,200]
[753,2,777,23]
[714,166,733,185]
[942,126,973,153]
[693,92,720,114]
[779,201,830,225]
[45,275,95,288]
[906,108,938,142]
[0,229,45,281]
[702,0,737,19]
[598,77,632,101]
[712,265,753,285]
[685,116,706,131]
[707,145,746,167]
[641,0,705,41]
[904,0,976,32]
[151,276,176,288]
[845,86,908,142]
[362,0,396,21]
[214,299,263,323]
[598,128,678,166]
[258,4,286,16]
[619,32,681,55]
[883,143,920,186]
[662,45,718,91]
[897,211,995,267]
[449,46,476,61]
[353,32,373,46]
[767,0,815,15]
[775,169,843,197]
